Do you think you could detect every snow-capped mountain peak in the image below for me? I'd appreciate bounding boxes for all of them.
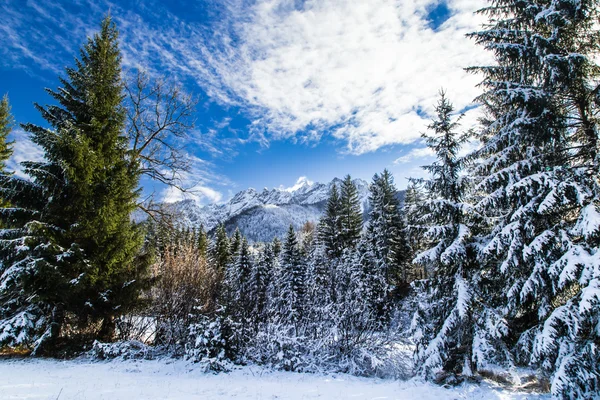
[164,177,371,242]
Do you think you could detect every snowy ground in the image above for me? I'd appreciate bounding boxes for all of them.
[0,358,549,400]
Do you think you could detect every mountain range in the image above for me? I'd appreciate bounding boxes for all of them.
[165,177,372,242]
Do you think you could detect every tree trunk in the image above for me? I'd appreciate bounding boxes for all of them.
[99,315,116,342]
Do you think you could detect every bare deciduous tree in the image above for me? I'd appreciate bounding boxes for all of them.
[124,71,198,220]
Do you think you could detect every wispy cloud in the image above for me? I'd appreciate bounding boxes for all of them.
[7,128,45,179]
[158,154,231,205]
[1,0,491,156]
[393,147,435,164]
[184,0,492,154]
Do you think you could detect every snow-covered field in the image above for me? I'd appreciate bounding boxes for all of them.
[0,358,549,400]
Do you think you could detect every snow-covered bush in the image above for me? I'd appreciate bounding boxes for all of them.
[89,340,156,360]
[186,314,232,372]
[245,323,309,372]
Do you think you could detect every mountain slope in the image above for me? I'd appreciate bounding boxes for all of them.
[166,177,371,242]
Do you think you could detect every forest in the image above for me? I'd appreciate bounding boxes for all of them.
[0,0,599,399]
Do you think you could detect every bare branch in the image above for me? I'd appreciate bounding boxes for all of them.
[125,71,198,190]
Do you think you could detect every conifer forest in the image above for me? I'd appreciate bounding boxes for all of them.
[0,0,599,398]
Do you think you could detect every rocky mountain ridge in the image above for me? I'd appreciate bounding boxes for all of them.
[165,177,371,242]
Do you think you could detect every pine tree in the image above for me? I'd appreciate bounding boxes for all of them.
[197,224,209,259]
[0,16,147,349]
[249,243,274,325]
[280,225,305,328]
[409,91,480,380]
[339,175,363,251]
[403,181,426,280]
[229,227,242,260]
[468,0,600,395]
[212,223,230,272]
[227,237,253,323]
[303,237,332,336]
[365,170,408,288]
[0,94,14,174]
[318,183,343,258]
[272,237,282,259]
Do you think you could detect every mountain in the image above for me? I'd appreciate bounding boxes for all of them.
[165,177,371,242]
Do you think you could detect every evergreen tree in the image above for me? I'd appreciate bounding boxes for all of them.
[249,243,274,324]
[280,225,305,328]
[272,237,282,258]
[0,94,14,173]
[403,181,426,280]
[365,170,408,287]
[0,16,147,349]
[227,237,253,322]
[197,224,209,259]
[318,183,343,258]
[212,223,230,272]
[339,175,363,251]
[229,227,242,260]
[303,238,332,335]
[468,0,600,395]
[410,92,479,380]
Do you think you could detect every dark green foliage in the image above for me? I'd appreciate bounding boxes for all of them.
[339,175,363,251]
[366,169,409,286]
[212,223,230,272]
[0,16,148,350]
[280,225,305,326]
[197,224,209,259]
[318,183,342,258]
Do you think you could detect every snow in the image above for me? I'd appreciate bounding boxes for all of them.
[0,358,549,400]
[161,177,372,242]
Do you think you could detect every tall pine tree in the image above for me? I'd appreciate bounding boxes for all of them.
[318,183,343,258]
[0,16,147,349]
[339,175,363,251]
[410,92,479,380]
[468,0,600,395]
[280,225,305,329]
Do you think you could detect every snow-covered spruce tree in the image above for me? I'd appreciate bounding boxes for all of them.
[403,182,426,281]
[272,237,282,258]
[225,237,254,349]
[339,175,363,251]
[0,17,148,350]
[303,237,333,339]
[362,170,409,319]
[318,183,343,259]
[410,91,479,381]
[229,227,242,260]
[248,242,274,326]
[211,223,230,272]
[333,242,376,354]
[468,0,600,395]
[280,225,306,329]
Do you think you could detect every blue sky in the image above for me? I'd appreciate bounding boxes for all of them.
[0,0,489,204]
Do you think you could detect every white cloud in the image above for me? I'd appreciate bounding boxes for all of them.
[7,128,45,179]
[184,0,492,154]
[161,184,223,204]
[158,154,229,205]
[394,147,434,164]
[1,0,493,156]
